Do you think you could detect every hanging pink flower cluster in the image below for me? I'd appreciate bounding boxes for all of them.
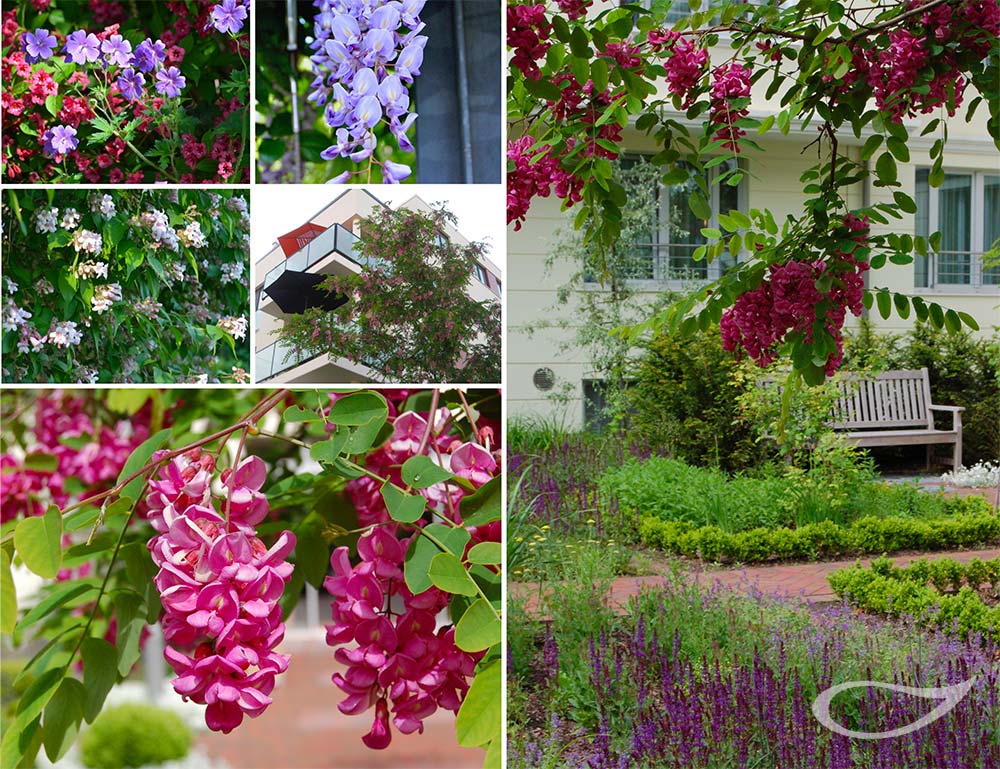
[652,31,709,108]
[146,449,297,734]
[323,391,501,749]
[708,62,752,152]
[555,0,592,20]
[507,136,584,231]
[0,393,151,522]
[720,215,869,376]
[507,4,551,80]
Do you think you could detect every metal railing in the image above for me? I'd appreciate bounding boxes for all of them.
[255,324,390,382]
[261,225,390,292]
[582,243,735,285]
[921,251,999,289]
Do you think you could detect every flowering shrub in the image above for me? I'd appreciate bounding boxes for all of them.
[275,205,502,383]
[507,0,997,384]
[0,387,502,767]
[2,0,250,183]
[1,188,250,384]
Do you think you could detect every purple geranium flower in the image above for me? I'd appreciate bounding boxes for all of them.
[209,0,248,35]
[22,28,57,64]
[382,161,411,184]
[63,30,101,65]
[42,125,79,157]
[101,34,133,67]
[131,38,166,73]
[117,68,146,101]
[154,66,186,98]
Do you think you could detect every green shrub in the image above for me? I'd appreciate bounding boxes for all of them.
[828,557,1000,639]
[625,329,765,472]
[639,510,1000,563]
[80,704,192,769]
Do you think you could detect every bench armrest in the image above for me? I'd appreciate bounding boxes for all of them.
[928,405,965,412]
[928,404,963,432]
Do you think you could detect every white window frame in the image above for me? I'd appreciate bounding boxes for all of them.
[471,262,488,284]
[915,168,999,294]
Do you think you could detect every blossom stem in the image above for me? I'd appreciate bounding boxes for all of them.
[415,389,440,456]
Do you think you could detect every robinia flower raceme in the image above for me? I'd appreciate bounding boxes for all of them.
[146,450,297,733]
[308,0,427,183]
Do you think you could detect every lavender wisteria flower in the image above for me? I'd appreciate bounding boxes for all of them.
[100,34,133,67]
[155,67,187,98]
[132,38,167,72]
[22,28,57,64]
[63,30,101,65]
[309,0,427,182]
[42,125,79,157]
[209,0,249,34]
[117,69,146,101]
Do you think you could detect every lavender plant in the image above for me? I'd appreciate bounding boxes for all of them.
[308,0,426,183]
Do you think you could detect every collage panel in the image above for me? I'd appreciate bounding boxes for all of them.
[256,0,501,184]
[2,0,250,184]
[2,188,250,384]
[1,386,501,768]
[252,185,503,385]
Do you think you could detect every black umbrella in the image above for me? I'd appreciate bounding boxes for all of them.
[263,269,349,314]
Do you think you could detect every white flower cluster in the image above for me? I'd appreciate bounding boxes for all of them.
[219,261,245,285]
[75,261,109,280]
[140,209,179,251]
[71,229,103,255]
[47,320,82,348]
[231,366,249,384]
[34,207,59,234]
[90,193,115,217]
[133,297,163,318]
[61,208,81,230]
[940,461,1000,488]
[75,366,99,384]
[178,221,208,249]
[34,278,54,295]
[163,261,186,287]
[217,315,248,340]
[227,196,248,215]
[92,283,123,314]
[2,299,31,332]
[5,278,17,294]
[16,327,45,354]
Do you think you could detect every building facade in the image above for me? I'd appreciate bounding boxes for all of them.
[254,189,502,383]
[508,18,1000,428]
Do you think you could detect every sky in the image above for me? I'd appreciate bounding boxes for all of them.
[251,185,506,270]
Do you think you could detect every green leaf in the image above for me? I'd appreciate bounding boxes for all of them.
[482,736,501,769]
[893,293,911,320]
[116,428,172,501]
[23,452,58,472]
[700,227,722,239]
[293,515,329,589]
[886,136,910,163]
[283,405,323,423]
[381,483,426,524]
[875,152,897,185]
[404,524,470,594]
[329,391,389,426]
[929,301,945,328]
[42,678,84,762]
[122,542,159,619]
[114,593,145,677]
[401,456,453,489]
[467,542,501,566]
[14,506,62,579]
[15,582,97,634]
[590,58,609,93]
[344,416,387,454]
[454,598,500,652]
[689,192,712,220]
[1,550,16,634]
[523,78,562,101]
[310,432,348,464]
[455,658,501,747]
[428,553,478,596]
[459,477,500,527]
[569,27,590,58]
[893,191,917,214]
[3,668,62,768]
[860,134,884,160]
[876,290,892,320]
[944,308,962,334]
[957,311,980,331]
[81,638,117,723]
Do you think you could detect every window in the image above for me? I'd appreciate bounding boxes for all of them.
[496,279,502,297]
[582,379,612,432]
[471,262,488,284]
[915,169,999,290]
[586,157,743,285]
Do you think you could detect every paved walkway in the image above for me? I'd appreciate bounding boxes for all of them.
[197,630,483,769]
[512,547,1000,614]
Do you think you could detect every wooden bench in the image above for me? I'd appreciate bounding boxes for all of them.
[829,368,964,468]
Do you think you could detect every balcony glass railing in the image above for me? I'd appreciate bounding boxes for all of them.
[256,325,390,382]
[262,225,368,291]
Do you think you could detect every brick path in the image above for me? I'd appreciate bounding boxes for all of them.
[197,630,483,769]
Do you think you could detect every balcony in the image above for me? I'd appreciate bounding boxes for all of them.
[917,251,1000,291]
[260,224,391,293]
[255,325,390,382]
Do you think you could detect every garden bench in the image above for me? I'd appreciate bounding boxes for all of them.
[829,368,963,468]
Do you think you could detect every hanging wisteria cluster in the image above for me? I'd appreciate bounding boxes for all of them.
[308,0,427,184]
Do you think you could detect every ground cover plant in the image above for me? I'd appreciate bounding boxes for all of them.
[0,388,502,767]
[2,0,250,183]
[508,567,1000,768]
[829,555,1000,639]
[2,188,250,384]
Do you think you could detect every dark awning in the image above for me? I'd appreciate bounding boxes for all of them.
[263,270,349,314]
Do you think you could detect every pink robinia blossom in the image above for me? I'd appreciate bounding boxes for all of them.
[555,0,592,20]
[663,37,709,108]
[507,4,551,81]
[506,136,583,231]
[720,215,870,376]
[708,62,752,152]
[146,450,296,734]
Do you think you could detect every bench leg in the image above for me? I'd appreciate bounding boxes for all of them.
[925,445,933,471]
[954,437,962,470]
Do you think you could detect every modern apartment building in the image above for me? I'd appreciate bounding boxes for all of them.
[508,8,1000,428]
[254,189,502,383]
